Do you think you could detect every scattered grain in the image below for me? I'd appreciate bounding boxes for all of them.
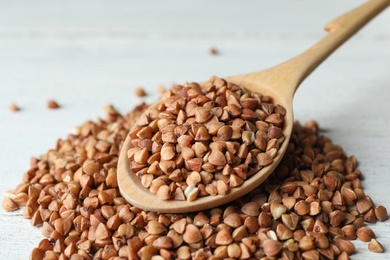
[47,99,60,109]
[357,226,376,242]
[209,47,218,56]
[368,238,384,253]
[2,196,19,211]
[135,88,147,97]
[9,103,20,112]
[374,205,388,221]
[2,102,388,259]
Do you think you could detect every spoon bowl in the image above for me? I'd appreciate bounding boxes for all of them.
[118,0,389,213]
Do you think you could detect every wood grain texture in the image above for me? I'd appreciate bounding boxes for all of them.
[0,0,389,259]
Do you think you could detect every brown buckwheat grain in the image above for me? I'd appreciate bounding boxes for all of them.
[2,101,387,259]
[128,77,286,202]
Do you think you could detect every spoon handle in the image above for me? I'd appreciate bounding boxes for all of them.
[249,0,390,99]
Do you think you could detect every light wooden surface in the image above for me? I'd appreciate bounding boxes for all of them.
[0,0,389,259]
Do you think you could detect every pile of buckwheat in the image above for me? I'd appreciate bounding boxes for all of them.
[2,85,388,260]
[128,77,286,202]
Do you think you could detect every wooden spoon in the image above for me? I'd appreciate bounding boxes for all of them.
[118,0,389,213]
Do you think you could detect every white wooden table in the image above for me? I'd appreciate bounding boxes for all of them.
[0,0,389,259]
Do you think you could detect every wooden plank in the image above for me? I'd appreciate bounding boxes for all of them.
[0,0,389,259]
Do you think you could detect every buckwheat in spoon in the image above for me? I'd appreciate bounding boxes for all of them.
[118,0,389,213]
